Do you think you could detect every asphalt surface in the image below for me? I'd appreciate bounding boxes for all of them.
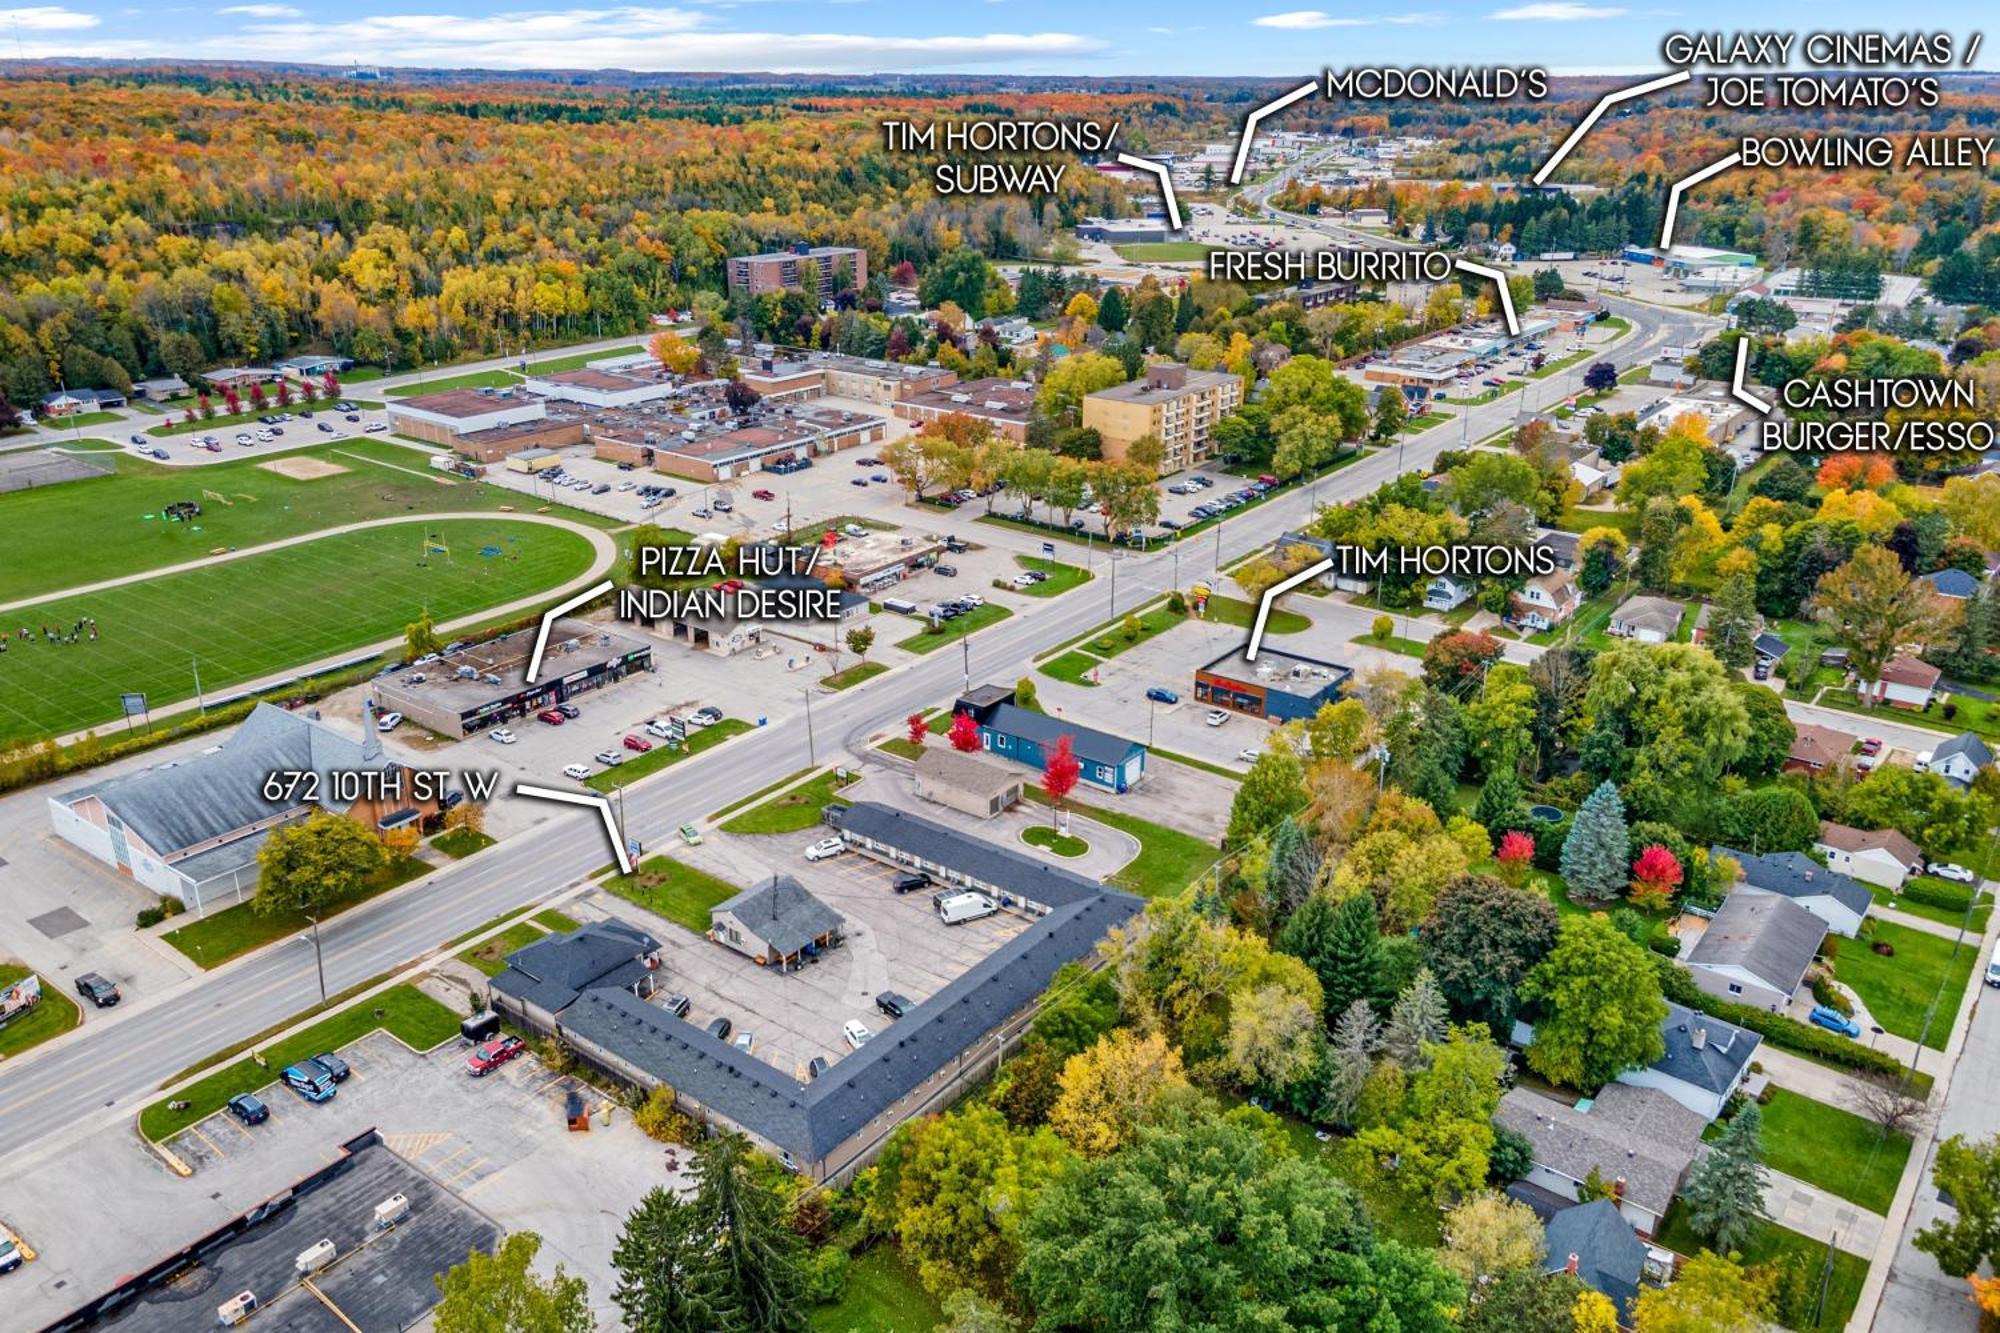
[0,293,1705,1168]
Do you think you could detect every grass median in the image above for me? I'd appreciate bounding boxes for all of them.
[162,855,430,969]
[720,769,856,835]
[1023,790,1219,898]
[1011,556,1092,597]
[601,855,739,934]
[587,718,752,793]
[457,920,547,976]
[139,983,460,1142]
[0,963,82,1059]
[894,601,1013,653]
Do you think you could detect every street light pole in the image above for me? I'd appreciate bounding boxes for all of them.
[803,686,816,766]
[961,636,971,694]
[308,916,327,1005]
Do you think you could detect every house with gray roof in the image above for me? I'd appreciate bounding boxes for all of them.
[46,702,433,913]
[1545,1199,1649,1321]
[911,747,1023,820]
[1511,1001,1759,1123]
[490,920,661,1031]
[1608,594,1686,643]
[1716,847,1872,937]
[710,876,843,966]
[557,882,1143,1184]
[1925,731,1994,791]
[829,801,1103,915]
[1680,891,1827,1011]
[1815,822,1924,891]
[1923,568,1981,602]
[1495,1083,1708,1236]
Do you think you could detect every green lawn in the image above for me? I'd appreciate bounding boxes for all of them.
[431,827,497,859]
[709,766,819,822]
[1112,241,1217,262]
[1837,919,1980,1049]
[894,601,1014,653]
[0,963,82,1059]
[533,908,581,932]
[383,369,522,397]
[1815,689,2000,743]
[138,984,460,1141]
[1040,650,1104,686]
[1352,633,1427,659]
[1655,1205,1866,1331]
[1200,594,1309,635]
[1270,1114,1443,1249]
[457,920,547,977]
[54,410,125,427]
[1013,555,1092,597]
[719,770,855,835]
[1024,789,1219,897]
[161,856,431,969]
[810,1246,944,1333]
[586,719,753,793]
[1872,878,1991,932]
[600,855,740,935]
[1022,825,1088,857]
[1715,1087,1911,1214]
[1,518,598,746]
[524,345,644,374]
[821,661,888,691]
[0,440,615,603]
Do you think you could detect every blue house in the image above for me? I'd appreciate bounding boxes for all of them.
[954,688,1147,793]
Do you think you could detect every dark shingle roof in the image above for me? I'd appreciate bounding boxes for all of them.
[1715,847,1873,918]
[1934,731,1994,768]
[490,920,659,1015]
[1544,1199,1646,1318]
[560,889,1143,1160]
[714,876,843,957]
[1684,891,1827,994]
[983,703,1141,768]
[1495,1084,1706,1218]
[1653,1002,1760,1095]
[1753,632,1790,660]
[1923,568,1980,599]
[829,802,1103,908]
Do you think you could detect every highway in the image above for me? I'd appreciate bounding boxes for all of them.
[0,291,1705,1168]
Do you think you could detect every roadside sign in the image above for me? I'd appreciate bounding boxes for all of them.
[1041,542,1055,558]
[120,692,148,717]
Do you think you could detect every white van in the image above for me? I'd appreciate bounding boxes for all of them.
[935,891,999,926]
[881,597,919,615]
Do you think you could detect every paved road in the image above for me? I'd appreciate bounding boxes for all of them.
[0,291,1689,1169]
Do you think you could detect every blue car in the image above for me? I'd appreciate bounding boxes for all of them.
[1145,687,1180,705]
[1808,1005,1861,1039]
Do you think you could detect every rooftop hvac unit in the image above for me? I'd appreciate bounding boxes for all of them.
[983,401,1009,411]
[295,1239,337,1275]
[949,393,971,404]
[217,1291,259,1325]
[374,1193,411,1229]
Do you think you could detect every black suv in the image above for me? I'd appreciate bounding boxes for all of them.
[706,1016,732,1041]
[876,992,913,1020]
[892,873,930,895]
[75,973,121,1007]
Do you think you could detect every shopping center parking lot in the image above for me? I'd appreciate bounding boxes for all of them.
[593,826,1030,1083]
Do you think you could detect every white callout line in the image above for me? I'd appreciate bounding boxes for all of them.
[1453,259,1520,337]
[523,579,614,685]
[515,783,633,875]
[1660,151,1741,249]
[1533,69,1692,185]
[1731,336,1772,415]
[1115,153,1183,232]
[1229,80,1319,186]
[1246,559,1333,663]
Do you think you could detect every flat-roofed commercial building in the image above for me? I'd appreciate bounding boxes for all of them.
[893,377,1036,442]
[520,366,683,409]
[726,245,867,301]
[388,387,546,446]
[452,417,587,464]
[373,620,653,739]
[737,352,957,406]
[1080,363,1242,474]
[602,405,888,483]
[1195,646,1352,723]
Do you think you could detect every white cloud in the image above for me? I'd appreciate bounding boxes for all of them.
[1489,2,1627,17]
[219,4,302,15]
[0,6,100,29]
[33,8,1107,71]
[1253,9,1368,26]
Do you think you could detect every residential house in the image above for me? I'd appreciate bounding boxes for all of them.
[1680,891,1827,1011]
[1608,594,1685,643]
[710,876,843,968]
[1814,823,1924,891]
[1864,654,1941,709]
[1785,722,1856,775]
[1495,1083,1708,1236]
[1923,568,1980,606]
[1423,574,1475,612]
[1512,1001,1760,1123]
[1715,847,1871,937]
[911,747,1024,820]
[1923,731,1994,791]
[1544,1200,1649,1324]
[1511,572,1581,631]
[488,920,662,1032]
[1536,529,1581,571]
[956,692,1147,794]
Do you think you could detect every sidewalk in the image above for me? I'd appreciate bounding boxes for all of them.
[1765,1167,1884,1257]
[1871,903,1975,942]
[1753,1047,1884,1118]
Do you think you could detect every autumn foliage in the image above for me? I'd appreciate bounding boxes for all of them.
[906,713,927,750]
[1629,844,1684,911]
[947,710,982,753]
[1495,830,1535,885]
[1817,454,1897,492]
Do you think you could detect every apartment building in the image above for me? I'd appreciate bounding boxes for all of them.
[1080,363,1242,474]
[726,245,867,301]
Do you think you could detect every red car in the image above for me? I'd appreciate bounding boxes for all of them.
[537,709,565,726]
[1859,737,1884,756]
[751,489,776,501]
[623,734,653,752]
[467,1035,526,1076]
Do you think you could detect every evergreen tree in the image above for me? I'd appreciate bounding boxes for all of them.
[1175,287,1198,333]
[1384,968,1449,1069]
[1322,892,1384,1020]
[1266,816,1322,925]
[1681,1103,1771,1253]
[613,1188,714,1333]
[687,1134,809,1332]
[1560,780,1630,901]
[1322,999,1381,1128]
[1939,579,1999,681]
[1096,286,1128,333]
[1277,893,1345,1024]
[1707,571,1761,670]
[1475,766,1523,829]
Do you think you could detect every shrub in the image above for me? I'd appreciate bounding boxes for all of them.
[135,904,165,929]
[1899,878,1976,913]
[1648,934,1683,957]
[1372,614,1394,641]
[1651,957,1904,1078]
[1167,590,1188,615]
[1871,940,1896,957]
[1810,974,1852,1015]
[801,1245,849,1304]
[632,1086,700,1144]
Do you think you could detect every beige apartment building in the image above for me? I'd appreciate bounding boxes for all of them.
[1080,363,1242,474]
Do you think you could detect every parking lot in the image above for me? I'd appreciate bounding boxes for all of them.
[114,401,397,468]
[4,1025,676,1329]
[584,823,1031,1082]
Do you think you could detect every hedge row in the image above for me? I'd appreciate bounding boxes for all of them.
[1897,877,1977,914]
[1652,957,1906,1081]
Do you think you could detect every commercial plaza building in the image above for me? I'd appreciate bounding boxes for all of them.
[372,620,653,739]
[1080,363,1243,474]
[1194,646,1352,723]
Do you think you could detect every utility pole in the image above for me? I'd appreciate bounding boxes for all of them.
[1110,553,1118,617]
[961,636,971,694]
[803,686,816,766]
[306,916,327,1005]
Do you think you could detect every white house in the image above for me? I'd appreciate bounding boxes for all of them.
[1607,594,1685,644]
[1922,732,1994,791]
[1715,847,1871,937]
[1865,654,1941,709]
[1814,822,1924,891]
[1512,1001,1760,1123]
[1680,891,1827,1010]
[1423,574,1474,612]
[1511,572,1581,631]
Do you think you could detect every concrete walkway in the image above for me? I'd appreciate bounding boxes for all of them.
[1764,1167,1885,1257]
[1871,903,1977,942]
[1754,1047,1887,1118]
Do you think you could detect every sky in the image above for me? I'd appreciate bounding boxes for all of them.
[0,1,1986,77]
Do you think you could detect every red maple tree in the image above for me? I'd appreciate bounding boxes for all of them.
[1041,734,1080,827]
[906,713,927,750]
[947,710,982,753]
[1495,830,1535,885]
[1630,844,1684,911]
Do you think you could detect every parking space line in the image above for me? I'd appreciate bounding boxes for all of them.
[191,1125,228,1158]
[443,1154,488,1187]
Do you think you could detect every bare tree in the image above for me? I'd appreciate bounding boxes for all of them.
[1856,1073,1932,1139]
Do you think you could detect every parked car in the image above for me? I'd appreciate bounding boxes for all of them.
[934,564,958,577]
[1204,710,1229,727]
[1859,737,1884,756]
[1808,1005,1862,1039]
[1145,687,1180,704]
[309,1053,351,1082]
[562,763,592,780]
[751,488,776,501]
[623,734,653,753]
[892,872,930,894]
[1930,862,1977,884]
[706,1016,733,1041]
[690,706,724,726]
[74,973,121,1007]
[0,1234,22,1275]
[226,1093,270,1125]
[662,993,691,1018]
[593,750,623,766]
[556,703,582,720]
[1237,748,1261,764]
[876,992,913,1020]
[364,422,387,433]
[935,891,999,925]
[807,1056,829,1080]
[283,1062,337,1103]
[1987,949,2000,989]
[678,823,703,846]
[804,836,846,862]
[376,710,403,732]
[489,728,517,744]
[467,1035,526,1075]
[842,1020,873,1050]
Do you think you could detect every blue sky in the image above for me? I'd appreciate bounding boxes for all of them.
[0,1,1985,76]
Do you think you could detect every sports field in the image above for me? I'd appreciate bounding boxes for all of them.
[0,518,598,745]
[0,440,618,602]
